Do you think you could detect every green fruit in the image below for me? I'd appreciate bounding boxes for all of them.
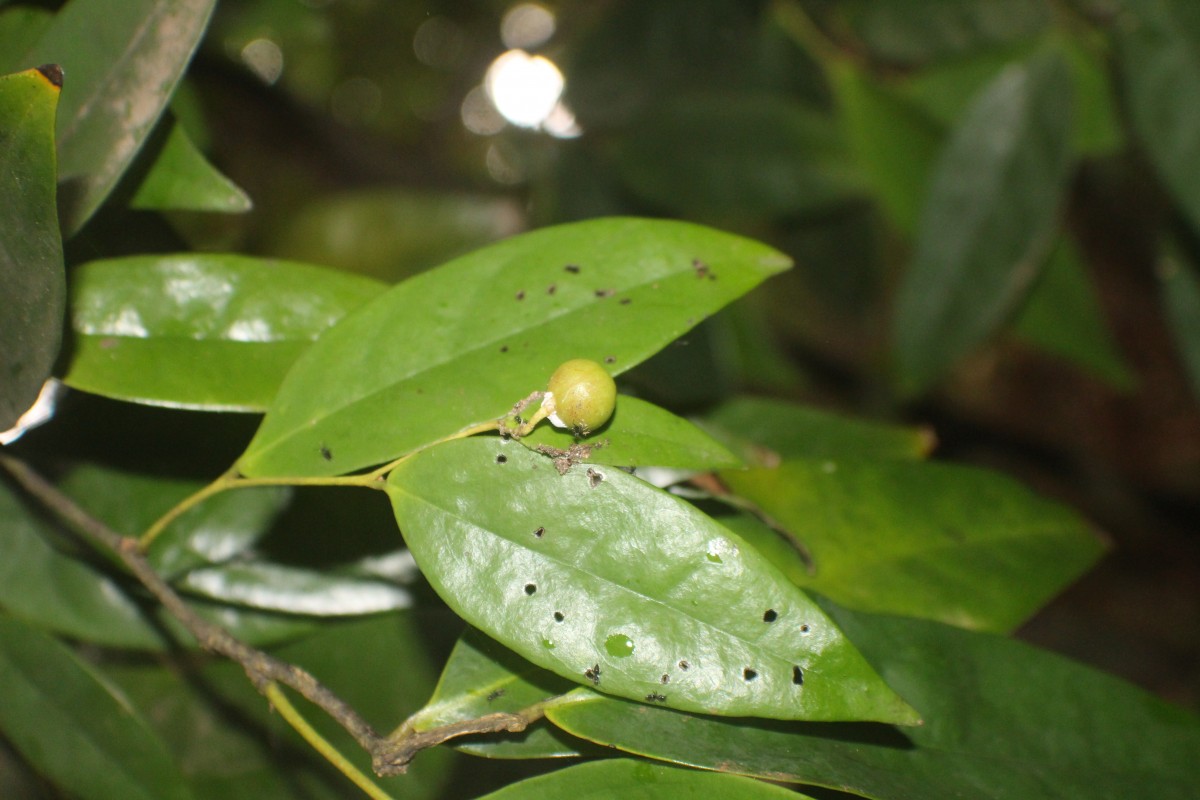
[547,358,616,435]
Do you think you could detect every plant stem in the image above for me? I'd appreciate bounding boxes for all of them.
[265,683,396,800]
[770,0,852,71]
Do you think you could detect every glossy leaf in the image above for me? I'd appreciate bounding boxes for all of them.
[545,603,1200,799]
[23,0,216,233]
[702,396,932,465]
[130,116,252,212]
[0,66,63,431]
[177,561,412,616]
[474,758,809,800]
[894,51,1074,393]
[1014,237,1135,389]
[1117,0,1200,232]
[518,395,742,471]
[720,458,1105,632]
[831,63,942,235]
[408,628,590,759]
[240,218,791,478]
[0,618,193,800]
[1159,244,1200,401]
[64,254,385,411]
[386,436,918,724]
[617,93,864,221]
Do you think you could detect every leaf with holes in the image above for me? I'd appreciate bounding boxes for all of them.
[239,217,790,478]
[386,436,918,724]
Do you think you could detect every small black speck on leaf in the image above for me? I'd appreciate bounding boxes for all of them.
[691,258,710,279]
[533,526,545,538]
[486,689,505,702]
[547,284,557,294]
[500,345,509,353]
[587,468,604,488]
[514,415,524,425]
[799,624,810,633]
[594,288,615,298]
[496,454,508,464]
[604,355,615,364]
[320,445,332,461]
[792,666,804,685]
[678,660,690,670]
[584,664,601,684]
[619,297,631,305]
[554,611,564,622]
[515,290,525,300]
[763,609,777,623]
[565,264,581,273]
[524,583,536,595]
[743,668,758,682]
[646,693,667,703]
[660,674,669,684]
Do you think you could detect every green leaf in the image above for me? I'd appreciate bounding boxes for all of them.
[130,116,252,213]
[518,395,742,471]
[474,758,809,800]
[830,63,943,235]
[894,51,1075,393]
[64,254,385,411]
[616,93,864,221]
[239,218,791,478]
[719,458,1106,632]
[1014,236,1136,389]
[1159,243,1200,402]
[176,561,412,616]
[545,603,1200,799]
[407,628,590,759]
[0,618,193,800]
[702,396,931,465]
[0,6,52,73]
[0,66,64,431]
[1117,0,1200,233]
[386,436,918,724]
[23,0,217,233]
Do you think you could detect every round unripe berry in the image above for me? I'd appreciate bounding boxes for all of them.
[547,359,616,435]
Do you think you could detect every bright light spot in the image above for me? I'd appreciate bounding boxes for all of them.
[330,76,382,126]
[461,85,507,135]
[0,379,64,445]
[543,101,582,138]
[485,49,563,129]
[501,3,555,49]
[241,38,284,85]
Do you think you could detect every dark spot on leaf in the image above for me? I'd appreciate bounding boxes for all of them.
[646,693,667,703]
[565,264,581,273]
[547,284,557,294]
[524,583,536,595]
[763,609,777,623]
[584,664,601,684]
[594,288,615,298]
[320,445,333,461]
[533,526,545,538]
[604,355,615,364]
[792,666,804,685]
[800,624,810,633]
[678,660,690,670]
[486,689,505,702]
[692,258,710,279]
[660,674,669,684]
[500,345,509,353]
[514,415,524,425]
[619,297,631,305]
[587,468,603,488]
[554,611,564,622]
[36,64,64,88]
[496,454,508,464]
[743,668,758,682]
[515,290,525,300]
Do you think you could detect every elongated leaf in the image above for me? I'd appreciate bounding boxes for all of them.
[130,116,251,212]
[64,254,384,411]
[719,459,1105,632]
[0,66,63,431]
[475,758,809,800]
[518,395,741,471]
[177,561,412,616]
[894,51,1074,393]
[23,0,216,233]
[545,603,1200,799]
[239,218,791,478]
[702,397,932,465]
[386,436,918,724]
[0,618,193,800]
[1014,236,1135,389]
[1118,0,1200,232]
[408,628,589,759]
[1159,243,1200,400]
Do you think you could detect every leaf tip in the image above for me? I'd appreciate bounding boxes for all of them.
[35,64,63,89]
